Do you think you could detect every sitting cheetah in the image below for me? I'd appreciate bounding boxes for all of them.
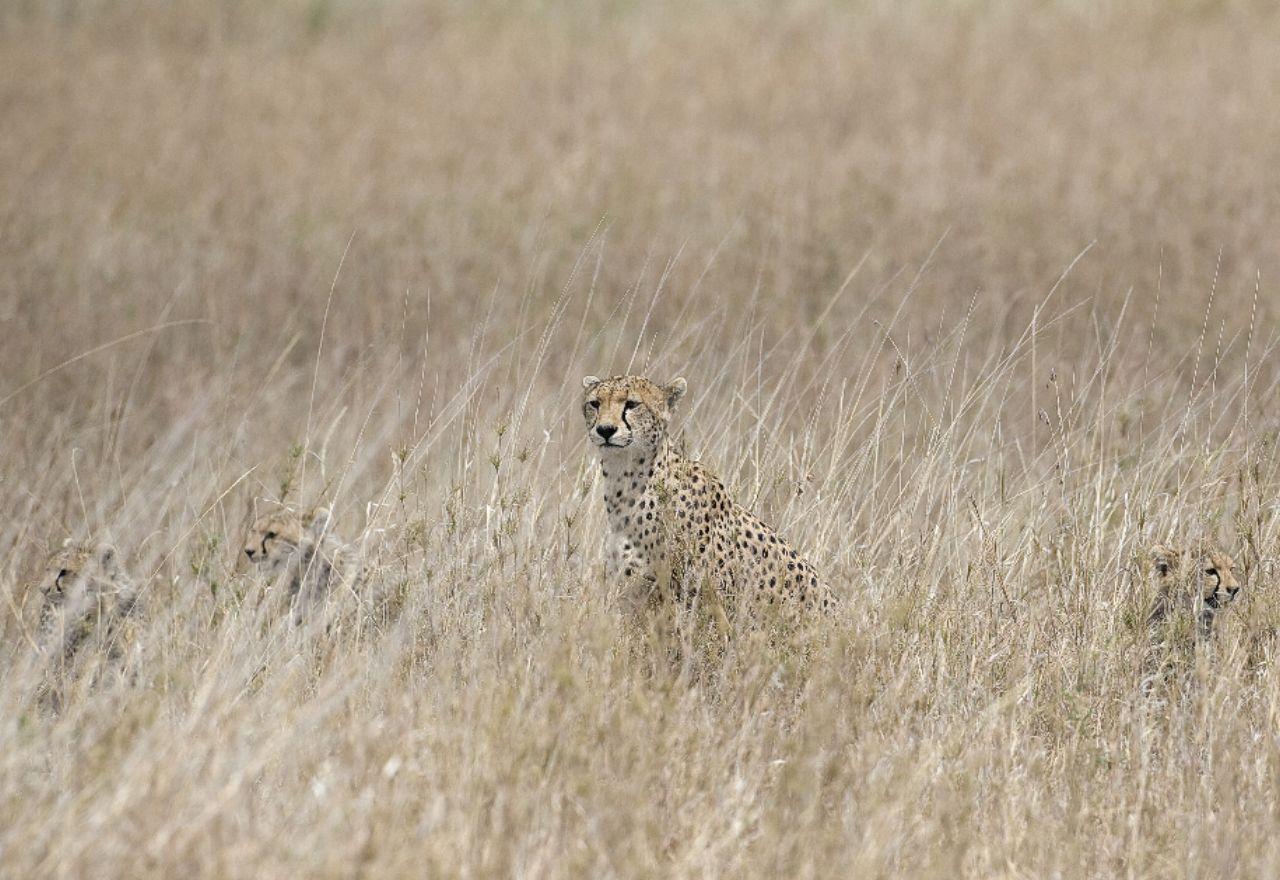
[581,374,834,618]
[1139,542,1242,694]
[1145,543,1241,641]
[33,542,140,663]
[241,505,360,624]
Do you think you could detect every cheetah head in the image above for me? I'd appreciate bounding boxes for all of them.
[1149,543,1241,606]
[242,506,331,574]
[581,374,686,454]
[36,542,123,609]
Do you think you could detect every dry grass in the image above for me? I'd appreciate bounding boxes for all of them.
[4,1,1280,876]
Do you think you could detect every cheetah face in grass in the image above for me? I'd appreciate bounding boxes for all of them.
[1146,543,1242,639]
[37,543,125,611]
[33,542,138,659]
[1149,543,1241,608]
[1195,548,1240,608]
[581,375,686,454]
[242,506,331,575]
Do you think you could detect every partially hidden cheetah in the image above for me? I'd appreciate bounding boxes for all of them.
[1145,543,1242,641]
[581,374,835,619]
[33,542,140,663]
[1138,542,1243,695]
[241,505,361,624]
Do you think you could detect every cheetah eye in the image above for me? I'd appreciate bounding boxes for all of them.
[265,531,278,540]
[623,400,639,411]
[55,569,70,587]
[1205,567,1217,577]
[588,400,600,410]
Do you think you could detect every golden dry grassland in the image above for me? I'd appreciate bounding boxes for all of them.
[4,1,1280,876]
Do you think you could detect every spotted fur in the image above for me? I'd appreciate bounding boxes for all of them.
[582,374,835,618]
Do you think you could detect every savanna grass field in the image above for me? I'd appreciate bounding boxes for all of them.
[4,1,1280,876]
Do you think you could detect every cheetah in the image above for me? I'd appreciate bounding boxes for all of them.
[241,505,361,624]
[32,542,140,663]
[1139,542,1242,694]
[581,374,834,619]
[1144,543,1241,641]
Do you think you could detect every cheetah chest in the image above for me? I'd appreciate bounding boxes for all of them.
[600,458,668,578]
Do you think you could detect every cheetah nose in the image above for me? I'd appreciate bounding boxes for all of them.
[596,425,618,440]
[245,548,256,560]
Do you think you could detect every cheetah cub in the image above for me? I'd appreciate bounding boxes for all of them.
[241,505,361,624]
[582,374,834,618]
[33,542,140,662]
[1145,543,1241,641]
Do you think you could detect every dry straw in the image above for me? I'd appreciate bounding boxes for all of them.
[3,1,1280,877]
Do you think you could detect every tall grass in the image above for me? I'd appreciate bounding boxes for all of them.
[3,1,1280,876]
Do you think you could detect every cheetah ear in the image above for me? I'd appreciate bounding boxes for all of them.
[664,377,687,408]
[94,543,119,574]
[582,375,601,390]
[308,508,332,538]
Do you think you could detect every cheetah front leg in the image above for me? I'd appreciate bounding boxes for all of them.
[607,535,661,614]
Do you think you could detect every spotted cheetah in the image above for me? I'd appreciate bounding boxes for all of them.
[241,505,360,624]
[1145,543,1241,641]
[1138,542,1242,694]
[581,374,834,619]
[33,542,140,663]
